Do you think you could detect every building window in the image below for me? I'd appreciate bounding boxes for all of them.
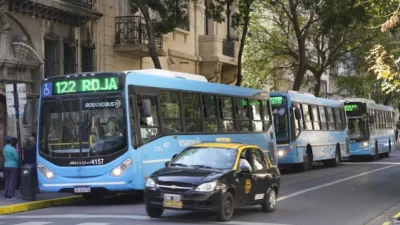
[44,31,60,78]
[81,40,96,72]
[63,36,78,74]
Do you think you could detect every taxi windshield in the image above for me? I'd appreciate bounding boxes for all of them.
[171,147,238,170]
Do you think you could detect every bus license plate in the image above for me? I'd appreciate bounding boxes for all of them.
[74,187,91,193]
[163,194,182,209]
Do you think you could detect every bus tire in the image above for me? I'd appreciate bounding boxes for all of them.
[326,145,340,167]
[146,205,164,218]
[299,147,312,172]
[385,139,391,158]
[373,141,379,160]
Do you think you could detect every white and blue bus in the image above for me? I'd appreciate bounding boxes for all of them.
[270,91,349,172]
[23,69,277,199]
[344,98,396,159]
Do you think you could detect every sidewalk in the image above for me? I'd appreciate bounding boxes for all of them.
[0,187,83,215]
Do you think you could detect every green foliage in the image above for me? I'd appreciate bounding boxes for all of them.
[129,0,195,35]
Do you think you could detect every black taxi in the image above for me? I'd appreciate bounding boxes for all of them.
[144,141,281,222]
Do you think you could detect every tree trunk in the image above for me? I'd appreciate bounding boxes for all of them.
[383,93,393,105]
[292,39,307,91]
[235,3,251,87]
[135,0,162,69]
[313,76,321,97]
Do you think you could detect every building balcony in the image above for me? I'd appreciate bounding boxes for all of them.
[115,16,166,58]
[7,0,102,26]
[199,35,238,65]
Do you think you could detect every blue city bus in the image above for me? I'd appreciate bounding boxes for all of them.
[23,69,277,199]
[270,91,349,172]
[344,98,396,159]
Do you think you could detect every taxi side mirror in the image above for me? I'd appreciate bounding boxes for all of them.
[165,161,170,167]
[239,167,250,173]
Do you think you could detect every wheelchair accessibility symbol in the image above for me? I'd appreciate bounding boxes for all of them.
[42,82,52,96]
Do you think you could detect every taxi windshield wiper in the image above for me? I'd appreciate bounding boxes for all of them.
[170,163,189,167]
[191,165,222,170]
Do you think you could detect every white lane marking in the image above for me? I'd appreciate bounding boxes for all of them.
[341,162,400,165]
[277,164,398,202]
[0,215,292,225]
[76,223,111,225]
[11,222,53,225]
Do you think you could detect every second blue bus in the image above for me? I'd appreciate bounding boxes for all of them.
[270,91,349,172]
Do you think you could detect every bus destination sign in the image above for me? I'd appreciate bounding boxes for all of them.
[270,96,284,106]
[52,77,120,95]
[344,104,359,112]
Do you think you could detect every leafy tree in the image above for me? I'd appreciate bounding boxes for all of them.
[129,0,195,69]
[242,0,378,96]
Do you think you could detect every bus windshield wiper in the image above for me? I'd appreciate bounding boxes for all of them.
[170,163,188,167]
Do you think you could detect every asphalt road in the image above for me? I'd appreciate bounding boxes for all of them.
[3,151,400,225]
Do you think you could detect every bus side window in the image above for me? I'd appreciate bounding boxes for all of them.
[235,98,250,133]
[203,95,219,133]
[136,95,160,143]
[327,107,336,131]
[319,106,328,130]
[250,100,263,132]
[219,96,235,132]
[159,90,182,134]
[301,104,312,130]
[182,92,203,133]
[311,105,321,130]
[261,100,272,130]
[333,108,342,130]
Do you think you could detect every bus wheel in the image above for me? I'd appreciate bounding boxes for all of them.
[299,148,312,172]
[326,146,340,167]
[373,142,379,160]
[385,139,391,158]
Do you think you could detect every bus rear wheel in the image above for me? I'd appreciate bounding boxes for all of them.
[299,148,312,172]
[324,146,340,167]
[385,139,391,158]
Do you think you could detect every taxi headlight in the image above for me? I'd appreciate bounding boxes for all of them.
[37,162,55,179]
[111,158,132,177]
[195,181,217,192]
[361,141,369,148]
[146,178,156,188]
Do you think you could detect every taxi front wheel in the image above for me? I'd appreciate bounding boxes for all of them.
[146,205,164,218]
[216,192,234,222]
[261,189,277,212]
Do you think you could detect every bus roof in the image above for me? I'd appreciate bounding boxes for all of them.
[270,91,343,107]
[343,98,393,111]
[126,70,269,98]
[123,69,208,82]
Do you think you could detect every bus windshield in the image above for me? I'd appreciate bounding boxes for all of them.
[348,116,369,141]
[39,96,127,158]
[271,96,289,144]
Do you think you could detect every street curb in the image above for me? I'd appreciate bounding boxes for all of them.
[0,195,84,215]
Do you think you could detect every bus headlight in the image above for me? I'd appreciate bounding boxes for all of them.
[361,141,369,148]
[38,162,55,179]
[278,148,291,157]
[111,158,132,177]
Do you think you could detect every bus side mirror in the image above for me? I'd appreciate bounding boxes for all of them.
[172,154,178,160]
[141,99,152,117]
[22,102,31,125]
[294,108,301,120]
[165,161,170,167]
[369,115,374,124]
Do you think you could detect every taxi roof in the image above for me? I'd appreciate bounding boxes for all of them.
[192,142,258,149]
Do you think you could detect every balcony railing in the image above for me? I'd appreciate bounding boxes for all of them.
[115,16,163,50]
[223,39,235,58]
[61,0,96,9]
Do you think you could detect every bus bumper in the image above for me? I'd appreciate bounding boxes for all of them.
[38,169,139,193]
[277,145,297,165]
[348,142,371,156]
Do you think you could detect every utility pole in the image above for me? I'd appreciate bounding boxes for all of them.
[13,83,23,168]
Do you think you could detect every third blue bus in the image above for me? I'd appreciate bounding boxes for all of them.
[344,98,396,159]
[270,91,349,172]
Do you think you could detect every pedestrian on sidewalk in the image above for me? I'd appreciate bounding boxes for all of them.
[3,137,19,200]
